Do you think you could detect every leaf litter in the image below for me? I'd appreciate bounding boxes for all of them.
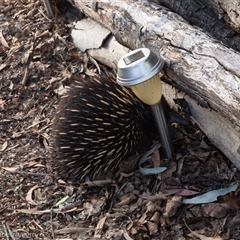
[0,0,240,239]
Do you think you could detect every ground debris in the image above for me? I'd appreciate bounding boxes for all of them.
[1,0,240,239]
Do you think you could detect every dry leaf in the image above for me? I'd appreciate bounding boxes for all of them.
[16,208,50,215]
[224,193,240,210]
[202,203,233,218]
[26,185,39,205]
[115,193,137,207]
[0,31,9,48]
[0,141,8,151]
[147,211,160,235]
[163,188,199,196]
[139,192,168,202]
[118,153,140,173]
[26,161,43,167]
[184,220,223,240]
[0,99,6,110]
[2,166,19,172]
[94,216,107,238]
[165,195,182,217]
[183,184,238,204]
[138,212,147,225]
[123,228,134,240]
[152,145,161,168]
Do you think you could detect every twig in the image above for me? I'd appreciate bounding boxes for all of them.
[21,21,54,30]
[50,207,55,240]
[89,56,101,74]
[32,220,44,231]
[21,38,38,86]
[5,223,15,240]
[2,223,10,240]
[38,8,52,21]
[14,171,54,178]
[21,66,30,86]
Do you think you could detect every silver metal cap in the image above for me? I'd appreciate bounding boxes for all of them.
[117,48,164,86]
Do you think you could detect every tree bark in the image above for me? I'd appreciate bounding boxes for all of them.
[211,0,240,33]
[155,0,240,51]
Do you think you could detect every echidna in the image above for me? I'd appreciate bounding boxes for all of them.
[53,71,154,182]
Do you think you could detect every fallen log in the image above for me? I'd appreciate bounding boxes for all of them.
[69,0,240,169]
[156,0,240,51]
[211,0,240,33]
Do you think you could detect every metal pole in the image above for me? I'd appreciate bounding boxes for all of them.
[43,0,54,19]
[150,101,174,159]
